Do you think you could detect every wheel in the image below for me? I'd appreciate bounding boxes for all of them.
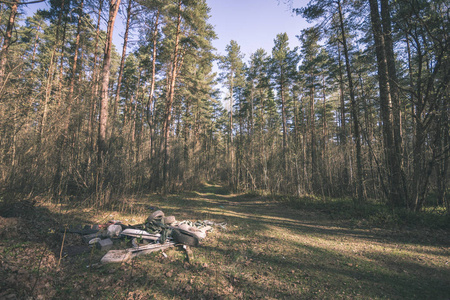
[146,210,164,222]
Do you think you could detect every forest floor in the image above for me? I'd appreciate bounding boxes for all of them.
[1,184,449,299]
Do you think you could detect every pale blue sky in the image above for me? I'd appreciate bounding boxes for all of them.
[205,0,310,104]
[207,0,309,58]
[22,0,310,106]
[23,0,310,57]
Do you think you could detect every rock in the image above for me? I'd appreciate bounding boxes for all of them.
[100,250,132,264]
[96,238,113,251]
[82,232,103,243]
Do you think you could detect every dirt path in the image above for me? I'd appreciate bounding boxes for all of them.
[179,184,450,299]
[1,185,449,299]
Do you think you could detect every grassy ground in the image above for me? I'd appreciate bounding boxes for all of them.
[1,184,449,299]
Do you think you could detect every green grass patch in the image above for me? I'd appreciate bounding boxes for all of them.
[1,184,449,299]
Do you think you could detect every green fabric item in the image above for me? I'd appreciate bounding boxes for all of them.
[159,228,172,244]
[143,220,172,244]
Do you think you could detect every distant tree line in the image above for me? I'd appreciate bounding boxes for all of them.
[0,0,448,212]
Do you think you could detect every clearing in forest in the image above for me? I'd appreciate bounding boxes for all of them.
[0,184,449,299]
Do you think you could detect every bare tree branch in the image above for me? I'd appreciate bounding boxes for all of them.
[0,0,45,5]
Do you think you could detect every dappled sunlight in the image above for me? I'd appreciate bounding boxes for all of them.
[2,186,448,299]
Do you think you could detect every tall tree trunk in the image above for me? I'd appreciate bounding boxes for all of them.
[0,0,18,93]
[98,0,121,159]
[338,0,364,203]
[40,0,65,144]
[53,0,85,196]
[280,68,288,176]
[88,0,103,150]
[321,75,329,195]
[229,71,234,188]
[133,67,142,163]
[368,0,402,207]
[146,9,160,161]
[337,41,349,195]
[113,0,133,135]
[436,96,449,208]
[0,3,3,46]
[161,0,182,192]
[67,0,84,116]
[309,74,316,190]
[439,96,449,210]
[31,21,42,67]
[57,17,68,106]
[380,0,407,206]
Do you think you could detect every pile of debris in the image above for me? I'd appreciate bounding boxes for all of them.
[61,210,225,264]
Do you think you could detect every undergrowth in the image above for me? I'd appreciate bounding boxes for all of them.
[273,194,450,230]
[1,184,449,299]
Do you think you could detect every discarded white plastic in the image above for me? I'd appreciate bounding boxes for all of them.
[100,242,176,264]
[88,237,101,245]
[178,224,190,231]
[120,229,160,240]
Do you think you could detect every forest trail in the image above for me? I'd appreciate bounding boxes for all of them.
[148,183,450,299]
[1,185,449,299]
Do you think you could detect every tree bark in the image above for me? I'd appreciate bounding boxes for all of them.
[161,0,182,192]
[338,0,364,203]
[40,0,65,144]
[309,73,316,190]
[146,9,160,160]
[380,0,407,206]
[337,41,349,194]
[52,0,85,196]
[113,0,133,134]
[368,0,402,207]
[98,0,121,159]
[88,0,103,150]
[57,17,68,106]
[279,66,288,176]
[67,0,84,112]
[0,0,18,93]
[30,21,41,67]
[229,67,234,188]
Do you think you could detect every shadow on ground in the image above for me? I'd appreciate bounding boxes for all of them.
[0,197,109,299]
[151,184,450,299]
[1,185,449,299]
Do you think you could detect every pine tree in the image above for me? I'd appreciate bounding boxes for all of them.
[219,40,244,189]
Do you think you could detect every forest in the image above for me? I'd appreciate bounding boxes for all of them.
[0,0,448,212]
[0,0,449,299]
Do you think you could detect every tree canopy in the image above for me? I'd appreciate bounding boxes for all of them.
[0,0,448,212]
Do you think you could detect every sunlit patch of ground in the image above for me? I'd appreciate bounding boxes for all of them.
[1,185,449,299]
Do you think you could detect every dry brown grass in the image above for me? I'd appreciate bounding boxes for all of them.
[1,184,449,299]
